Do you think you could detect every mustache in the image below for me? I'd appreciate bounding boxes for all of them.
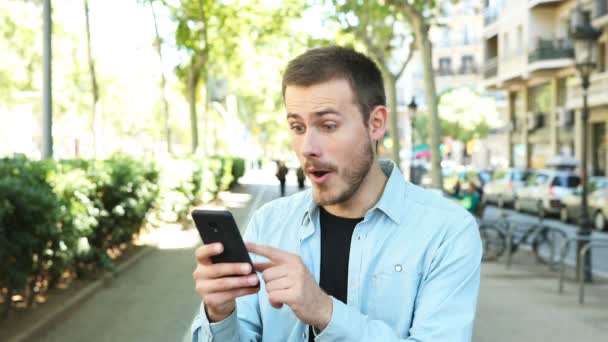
[303,160,337,172]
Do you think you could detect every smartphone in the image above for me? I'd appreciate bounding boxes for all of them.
[191,209,256,277]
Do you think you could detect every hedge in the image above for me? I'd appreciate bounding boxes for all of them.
[0,154,245,317]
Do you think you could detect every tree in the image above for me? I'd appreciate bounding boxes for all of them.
[148,0,173,155]
[438,87,500,142]
[83,0,101,158]
[159,0,304,155]
[387,0,449,189]
[332,0,416,169]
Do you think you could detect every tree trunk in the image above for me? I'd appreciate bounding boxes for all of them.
[84,0,101,158]
[413,19,443,190]
[188,68,200,154]
[150,1,172,155]
[385,73,401,169]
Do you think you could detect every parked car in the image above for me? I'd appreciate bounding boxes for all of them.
[483,168,531,208]
[559,176,608,223]
[588,188,608,231]
[514,169,580,217]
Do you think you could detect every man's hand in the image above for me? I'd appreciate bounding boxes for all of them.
[247,243,333,330]
[193,243,260,322]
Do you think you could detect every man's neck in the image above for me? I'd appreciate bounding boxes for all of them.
[323,161,389,219]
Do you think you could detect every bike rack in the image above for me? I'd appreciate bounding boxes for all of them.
[557,236,594,294]
[578,241,608,305]
[504,219,563,269]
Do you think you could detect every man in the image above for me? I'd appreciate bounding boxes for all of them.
[191,46,482,341]
[276,161,289,196]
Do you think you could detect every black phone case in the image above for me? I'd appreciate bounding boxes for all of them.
[191,209,254,268]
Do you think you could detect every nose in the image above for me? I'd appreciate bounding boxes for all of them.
[300,129,322,159]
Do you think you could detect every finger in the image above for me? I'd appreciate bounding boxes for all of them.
[197,274,259,293]
[246,243,291,263]
[196,262,253,279]
[253,262,274,272]
[268,289,291,307]
[265,276,292,292]
[204,286,260,307]
[270,301,283,309]
[195,243,224,264]
[262,265,289,283]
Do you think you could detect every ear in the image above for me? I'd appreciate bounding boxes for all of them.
[368,105,388,143]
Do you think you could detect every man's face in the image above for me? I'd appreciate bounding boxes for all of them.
[285,78,375,206]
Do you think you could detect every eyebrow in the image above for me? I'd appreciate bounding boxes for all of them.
[286,109,341,120]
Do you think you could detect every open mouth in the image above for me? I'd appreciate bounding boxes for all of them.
[308,170,333,184]
[312,171,330,178]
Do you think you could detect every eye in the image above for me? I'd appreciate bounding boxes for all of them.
[321,123,337,132]
[290,124,305,134]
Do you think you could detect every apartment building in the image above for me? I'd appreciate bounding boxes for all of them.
[483,0,608,175]
[396,0,510,168]
[404,0,485,106]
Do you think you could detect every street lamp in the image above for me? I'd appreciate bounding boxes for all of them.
[570,6,600,282]
[408,97,418,184]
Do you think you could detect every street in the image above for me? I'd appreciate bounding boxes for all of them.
[32,170,608,342]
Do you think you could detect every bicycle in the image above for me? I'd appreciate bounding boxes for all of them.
[479,211,567,267]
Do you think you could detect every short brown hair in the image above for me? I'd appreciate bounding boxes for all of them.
[282,46,386,124]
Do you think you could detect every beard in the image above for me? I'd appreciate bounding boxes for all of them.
[307,137,375,206]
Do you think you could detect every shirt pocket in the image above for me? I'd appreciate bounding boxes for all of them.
[369,264,422,334]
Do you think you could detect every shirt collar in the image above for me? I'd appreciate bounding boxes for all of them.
[300,159,407,226]
[371,159,407,225]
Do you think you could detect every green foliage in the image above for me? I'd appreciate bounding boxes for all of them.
[87,155,159,260]
[0,154,163,312]
[0,1,41,103]
[231,157,245,185]
[0,157,60,299]
[438,87,501,142]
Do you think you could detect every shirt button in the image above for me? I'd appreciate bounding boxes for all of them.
[394,264,403,272]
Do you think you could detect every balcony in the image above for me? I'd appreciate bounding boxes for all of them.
[529,38,574,62]
[435,68,454,77]
[435,66,479,78]
[483,57,498,79]
[528,38,574,72]
[566,72,608,109]
[484,7,499,26]
[528,0,563,9]
[593,0,608,28]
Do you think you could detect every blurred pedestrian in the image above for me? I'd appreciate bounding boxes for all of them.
[296,166,306,189]
[276,161,288,196]
[451,179,462,196]
[455,182,481,215]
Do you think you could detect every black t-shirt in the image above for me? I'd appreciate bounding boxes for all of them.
[309,207,363,341]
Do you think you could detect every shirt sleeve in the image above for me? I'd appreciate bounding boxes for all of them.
[314,216,482,342]
[191,210,265,342]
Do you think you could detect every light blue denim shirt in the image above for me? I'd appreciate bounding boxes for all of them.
[191,160,482,341]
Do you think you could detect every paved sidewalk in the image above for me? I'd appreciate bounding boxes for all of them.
[474,252,608,342]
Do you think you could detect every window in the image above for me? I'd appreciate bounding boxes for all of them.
[441,28,451,48]
[512,170,531,182]
[517,25,523,53]
[462,0,474,15]
[463,25,472,45]
[552,175,580,188]
[461,55,476,74]
[439,57,452,75]
[599,42,607,72]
